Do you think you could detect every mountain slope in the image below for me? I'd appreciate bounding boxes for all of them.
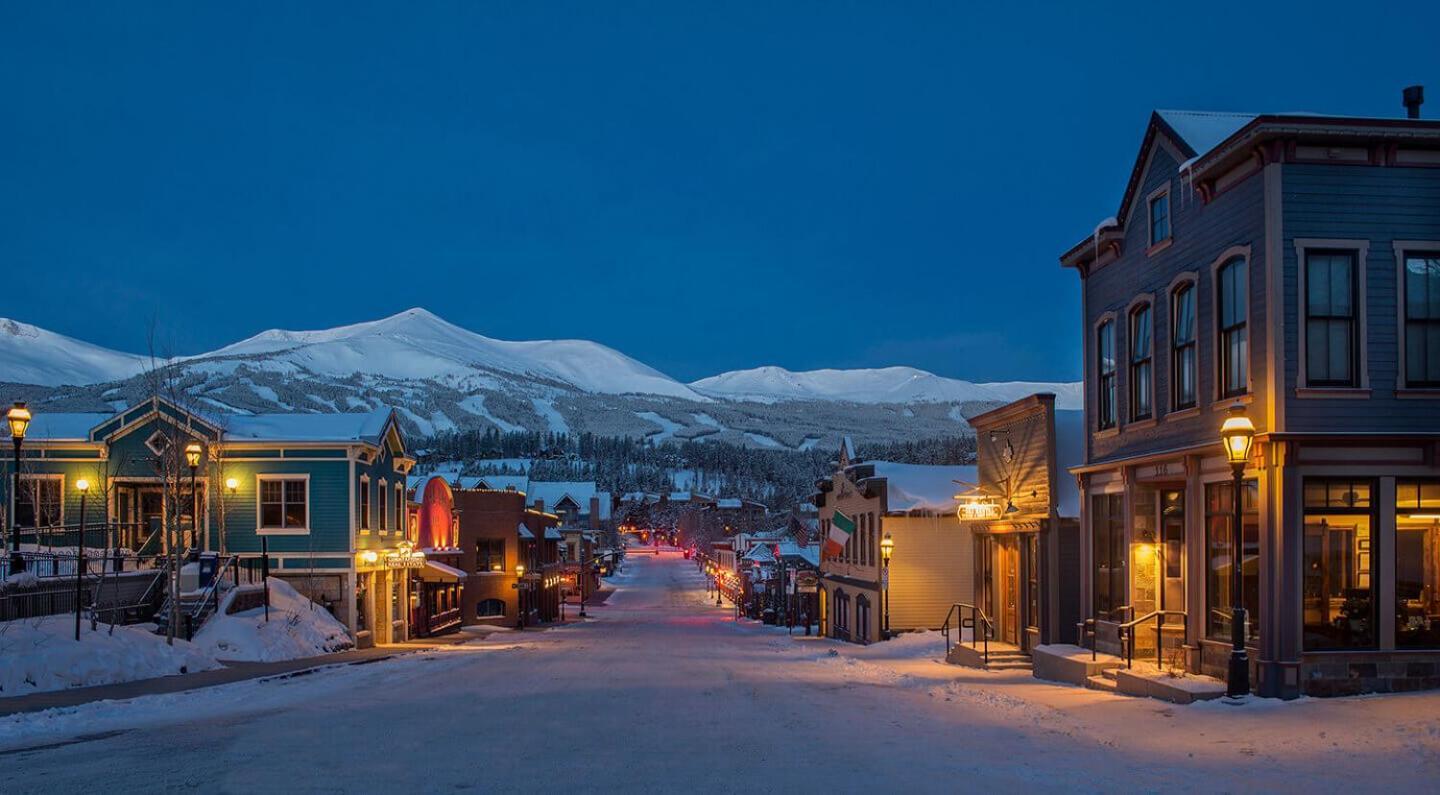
[690,366,1081,409]
[0,319,148,387]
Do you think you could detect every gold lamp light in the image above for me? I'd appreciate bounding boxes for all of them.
[880,532,894,564]
[184,441,203,469]
[1220,404,1256,469]
[75,478,90,494]
[7,402,31,440]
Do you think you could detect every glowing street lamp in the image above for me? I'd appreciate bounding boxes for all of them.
[1220,404,1255,698]
[880,533,895,638]
[8,402,32,573]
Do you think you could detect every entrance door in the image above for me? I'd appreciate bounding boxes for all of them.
[115,485,164,552]
[1160,489,1186,621]
[999,539,1020,645]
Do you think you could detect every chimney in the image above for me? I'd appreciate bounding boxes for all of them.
[533,498,545,515]
[1403,85,1424,119]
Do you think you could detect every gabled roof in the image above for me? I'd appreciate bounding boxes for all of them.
[859,461,977,514]
[518,523,536,540]
[224,408,396,443]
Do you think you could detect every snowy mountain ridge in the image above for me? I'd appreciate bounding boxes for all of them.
[690,365,1081,409]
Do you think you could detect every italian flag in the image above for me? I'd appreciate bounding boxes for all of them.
[825,510,855,557]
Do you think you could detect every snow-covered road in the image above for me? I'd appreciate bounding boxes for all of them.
[3,552,1438,793]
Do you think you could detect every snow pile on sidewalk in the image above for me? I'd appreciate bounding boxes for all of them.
[192,577,353,662]
[0,616,219,697]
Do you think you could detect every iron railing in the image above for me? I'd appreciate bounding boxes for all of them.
[1117,609,1187,670]
[941,602,995,665]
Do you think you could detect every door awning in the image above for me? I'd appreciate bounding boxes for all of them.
[418,560,466,582]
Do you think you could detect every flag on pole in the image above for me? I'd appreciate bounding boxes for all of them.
[825,510,855,557]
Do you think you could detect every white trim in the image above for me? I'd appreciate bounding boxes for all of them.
[358,474,371,532]
[17,473,65,528]
[255,473,311,535]
[1394,241,1440,390]
[1294,238,1370,390]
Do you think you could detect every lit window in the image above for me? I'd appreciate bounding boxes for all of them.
[259,477,308,531]
[1302,479,1375,650]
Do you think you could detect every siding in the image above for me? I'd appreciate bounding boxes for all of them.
[1083,139,1269,465]
[1281,163,1440,431]
[885,514,974,631]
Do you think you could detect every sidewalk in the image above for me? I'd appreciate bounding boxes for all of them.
[0,633,472,718]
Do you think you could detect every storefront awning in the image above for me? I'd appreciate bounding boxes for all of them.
[418,560,466,582]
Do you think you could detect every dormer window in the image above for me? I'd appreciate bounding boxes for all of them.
[1148,188,1172,248]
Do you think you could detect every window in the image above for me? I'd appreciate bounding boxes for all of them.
[1303,479,1375,650]
[856,595,871,642]
[476,598,506,618]
[1149,191,1171,246]
[395,483,405,536]
[1097,320,1117,429]
[1171,284,1197,409]
[1092,494,1125,620]
[1305,251,1358,386]
[358,478,370,530]
[476,538,506,572]
[1396,480,1440,648]
[1130,304,1153,420]
[378,480,388,531]
[1218,258,1248,396]
[15,476,62,528]
[1404,252,1440,387]
[258,476,308,532]
[1205,480,1259,642]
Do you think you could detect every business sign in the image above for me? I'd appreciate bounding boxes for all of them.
[795,570,819,594]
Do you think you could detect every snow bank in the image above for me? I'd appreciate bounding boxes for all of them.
[192,578,353,662]
[0,616,219,698]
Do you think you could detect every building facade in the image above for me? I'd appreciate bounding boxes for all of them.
[1062,107,1440,696]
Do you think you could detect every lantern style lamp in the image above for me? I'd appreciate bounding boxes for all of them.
[1219,403,1255,698]
[880,532,895,639]
[880,533,894,566]
[184,441,203,470]
[7,402,32,572]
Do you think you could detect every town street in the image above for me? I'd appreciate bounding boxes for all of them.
[2,552,1438,793]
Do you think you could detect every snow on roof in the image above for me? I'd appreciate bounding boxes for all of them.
[841,436,857,462]
[715,498,743,509]
[223,409,394,443]
[424,559,468,579]
[596,493,612,521]
[865,461,978,514]
[544,527,562,540]
[528,481,597,513]
[1054,410,1085,519]
[4,412,112,441]
[777,539,820,568]
[475,474,529,492]
[742,544,774,563]
[517,524,535,540]
[1156,110,1258,157]
[668,491,692,501]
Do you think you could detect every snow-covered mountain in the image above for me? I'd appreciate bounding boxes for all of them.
[1,310,1078,447]
[0,319,149,387]
[690,366,1081,410]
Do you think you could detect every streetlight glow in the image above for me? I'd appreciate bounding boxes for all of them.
[1220,405,1255,467]
[6,402,31,440]
[75,478,90,493]
[184,441,203,469]
[880,533,894,564]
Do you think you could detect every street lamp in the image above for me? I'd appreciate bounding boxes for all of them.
[184,441,202,553]
[515,563,527,630]
[8,402,32,574]
[880,532,894,639]
[74,478,90,641]
[1220,404,1255,698]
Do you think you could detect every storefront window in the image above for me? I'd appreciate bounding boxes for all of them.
[1205,481,1258,642]
[1396,480,1440,649]
[390,576,402,625]
[1092,494,1125,620]
[1303,479,1375,650]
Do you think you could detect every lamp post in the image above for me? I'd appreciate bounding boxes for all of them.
[74,478,89,641]
[880,532,894,639]
[515,563,527,630]
[224,478,238,556]
[1220,404,1256,698]
[184,442,202,553]
[7,402,31,574]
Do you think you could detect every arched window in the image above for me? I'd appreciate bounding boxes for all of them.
[1171,283,1197,409]
[1097,319,1117,429]
[476,598,506,618]
[1218,258,1249,397]
[1129,304,1153,420]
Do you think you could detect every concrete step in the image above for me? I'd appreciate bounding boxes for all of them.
[1101,668,1118,681]
[987,662,1034,671]
[1085,674,1118,692]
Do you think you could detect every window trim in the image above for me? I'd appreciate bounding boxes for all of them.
[1295,239,1369,392]
[1127,296,1155,422]
[15,473,65,528]
[1394,240,1440,393]
[358,474,371,532]
[1094,312,1119,431]
[1211,246,1253,400]
[395,482,405,540]
[255,474,311,535]
[1146,183,1173,253]
[1168,274,1199,411]
[377,477,388,533]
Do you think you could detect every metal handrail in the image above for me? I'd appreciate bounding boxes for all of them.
[1117,609,1187,670]
[941,602,995,665]
[184,555,238,640]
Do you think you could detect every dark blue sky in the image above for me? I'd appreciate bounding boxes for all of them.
[2,2,1435,382]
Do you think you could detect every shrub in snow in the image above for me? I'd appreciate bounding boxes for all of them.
[192,577,353,662]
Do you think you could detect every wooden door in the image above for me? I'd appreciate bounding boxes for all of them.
[1001,540,1019,645]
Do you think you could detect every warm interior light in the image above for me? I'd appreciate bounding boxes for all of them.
[184,441,203,469]
[516,563,526,577]
[1407,514,1440,521]
[1219,405,1256,467]
[7,402,32,440]
[75,478,90,493]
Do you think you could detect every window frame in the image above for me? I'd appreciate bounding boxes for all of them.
[476,537,506,572]
[255,474,311,535]
[1301,477,1378,651]
[377,478,388,532]
[1295,239,1369,392]
[1128,300,1154,421]
[15,473,65,529]
[1168,276,1198,412]
[1215,254,1250,399]
[1203,478,1260,643]
[1146,183,1172,251]
[1096,315,1118,430]
[358,475,370,532]
[395,482,405,539]
[1394,242,1440,391]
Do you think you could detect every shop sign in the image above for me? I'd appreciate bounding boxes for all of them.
[385,552,425,569]
[795,571,819,593]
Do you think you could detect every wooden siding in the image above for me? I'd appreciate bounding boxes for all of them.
[972,397,1057,519]
[885,514,973,631]
[1281,163,1440,431]
[1082,139,1269,465]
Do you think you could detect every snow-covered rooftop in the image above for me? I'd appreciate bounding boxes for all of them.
[528,481,597,513]
[518,524,535,540]
[13,407,397,444]
[864,461,978,514]
[1155,110,1257,157]
[3,412,111,441]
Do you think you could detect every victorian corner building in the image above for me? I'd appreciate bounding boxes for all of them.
[1063,107,1440,697]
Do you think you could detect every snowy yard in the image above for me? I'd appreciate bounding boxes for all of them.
[1,553,1437,793]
